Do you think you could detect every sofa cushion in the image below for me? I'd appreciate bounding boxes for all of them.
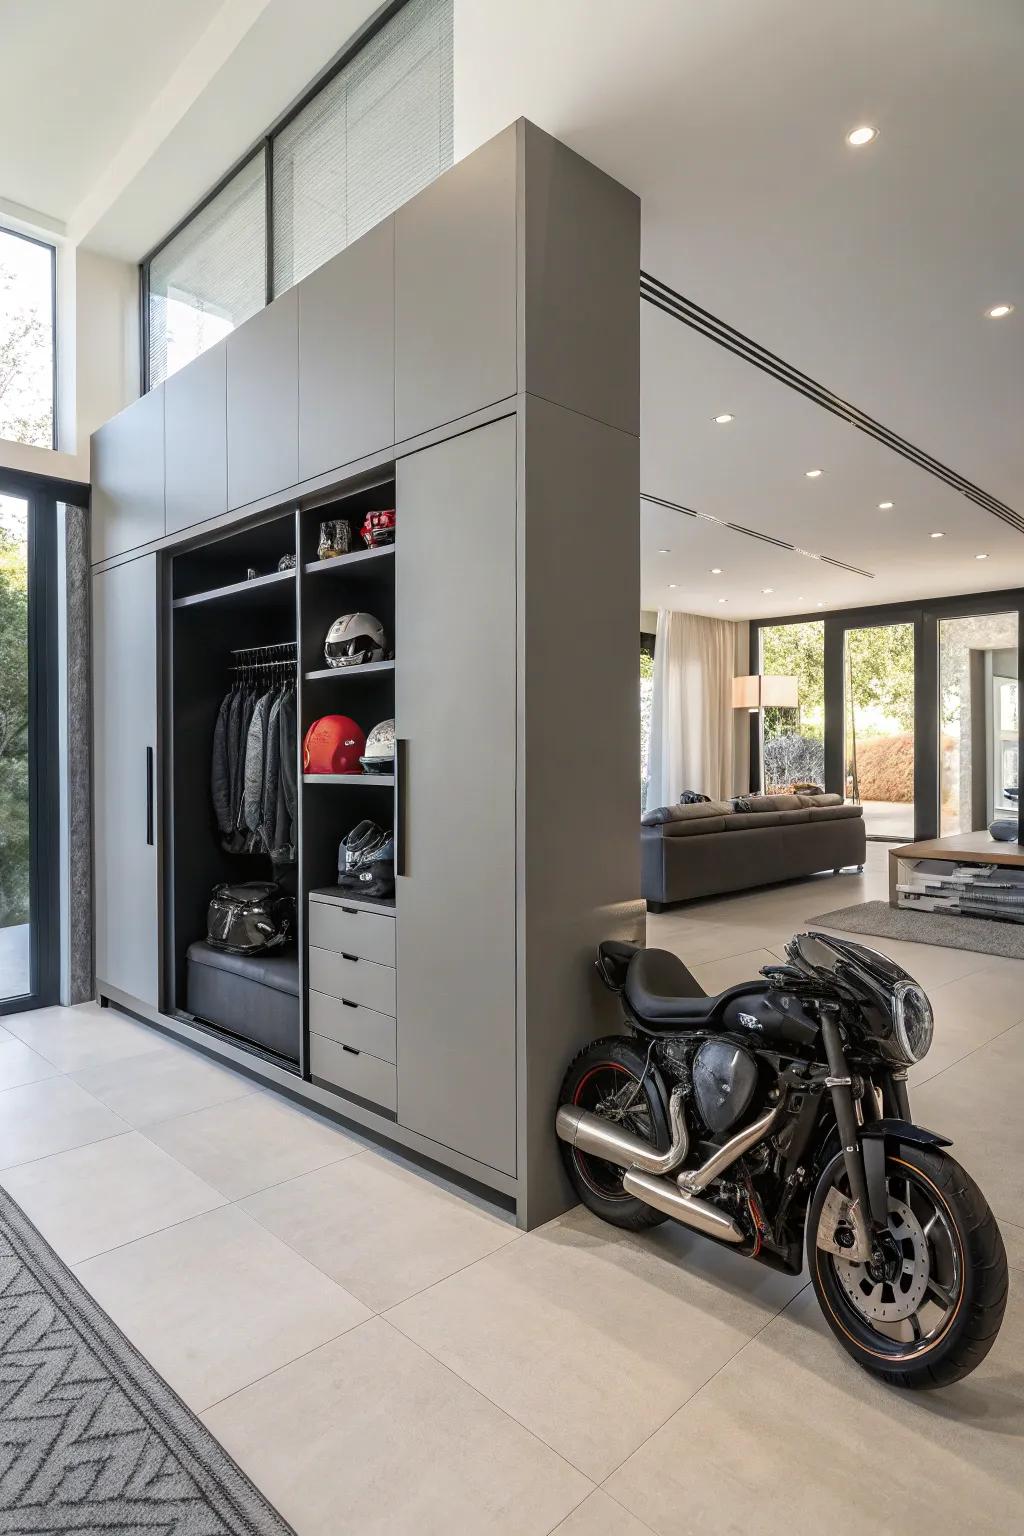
[796,792,843,808]
[808,802,863,821]
[734,793,802,813]
[661,815,727,838]
[722,811,782,830]
[642,800,732,827]
[778,808,812,824]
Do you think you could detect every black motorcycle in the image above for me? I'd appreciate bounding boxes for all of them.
[556,931,1007,1388]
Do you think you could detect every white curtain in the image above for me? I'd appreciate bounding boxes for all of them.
[648,610,736,807]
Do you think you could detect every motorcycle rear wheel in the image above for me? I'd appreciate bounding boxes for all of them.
[558,1037,671,1230]
[808,1143,1008,1388]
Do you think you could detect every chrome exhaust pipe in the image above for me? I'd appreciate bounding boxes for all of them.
[555,1084,689,1176]
[677,1104,782,1195]
[622,1170,745,1243]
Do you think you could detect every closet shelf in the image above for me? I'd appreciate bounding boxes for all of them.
[304,660,395,681]
[303,773,395,786]
[172,567,296,610]
[303,544,395,575]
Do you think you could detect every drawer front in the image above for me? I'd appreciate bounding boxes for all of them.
[309,947,397,1016]
[309,1033,397,1113]
[309,990,396,1063]
[308,900,396,967]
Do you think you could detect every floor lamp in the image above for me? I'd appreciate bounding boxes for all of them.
[732,674,799,792]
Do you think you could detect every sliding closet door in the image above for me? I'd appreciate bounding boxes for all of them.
[93,554,160,1006]
[395,418,517,1175]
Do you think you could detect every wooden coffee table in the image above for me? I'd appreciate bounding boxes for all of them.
[889,830,1024,905]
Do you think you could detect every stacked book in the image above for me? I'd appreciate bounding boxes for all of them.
[896,858,1024,923]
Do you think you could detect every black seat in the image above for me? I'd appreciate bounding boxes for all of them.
[624,947,765,1032]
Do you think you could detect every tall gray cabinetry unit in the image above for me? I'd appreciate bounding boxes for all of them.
[90,121,641,1229]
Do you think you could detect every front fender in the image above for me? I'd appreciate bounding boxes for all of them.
[858,1119,952,1228]
[859,1118,952,1149]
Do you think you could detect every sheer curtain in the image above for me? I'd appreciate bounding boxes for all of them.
[648,611,736,807]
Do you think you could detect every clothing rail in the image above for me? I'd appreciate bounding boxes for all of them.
[230,641,296,656]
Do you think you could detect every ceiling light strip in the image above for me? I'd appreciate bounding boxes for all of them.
[640,493,876,578]
[640,273,1024,535]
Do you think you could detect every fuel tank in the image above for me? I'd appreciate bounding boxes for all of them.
[719,987,819,1051]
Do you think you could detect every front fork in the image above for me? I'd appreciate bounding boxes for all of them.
[819,1008,900,1240]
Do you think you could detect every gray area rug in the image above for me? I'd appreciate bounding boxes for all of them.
[0,1186,294,1534]
[810,899,1024,960]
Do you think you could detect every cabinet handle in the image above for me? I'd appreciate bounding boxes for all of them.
[341,999,358,1009]
[146,746,154,846]
[342,953,359,962]
[395,737,408,877]
[342,1045,359,1056]
[341,906,358,915]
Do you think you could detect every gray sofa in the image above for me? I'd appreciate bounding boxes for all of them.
[641,792,866,910]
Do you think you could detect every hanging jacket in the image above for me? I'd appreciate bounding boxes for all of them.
[220,687,249,852]
[243,690,274,847]
[261,689,284,858]
[273,688,298,863]
[233,689,257,835]
[211,687,235,839]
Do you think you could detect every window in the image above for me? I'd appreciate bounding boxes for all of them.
[640,631,655,809]
[142,0,453,388]
[759,621,825,792]
[0,229,55,448]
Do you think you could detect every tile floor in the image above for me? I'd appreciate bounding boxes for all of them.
[0,842,1020,1533]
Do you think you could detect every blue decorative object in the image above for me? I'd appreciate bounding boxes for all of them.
[989,819,1018,843]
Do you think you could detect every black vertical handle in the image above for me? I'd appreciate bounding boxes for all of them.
[146,746,154,846]
[395,737,408,877]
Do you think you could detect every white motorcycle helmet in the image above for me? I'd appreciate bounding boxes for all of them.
[325,612,387,668]
[360,718,395,774]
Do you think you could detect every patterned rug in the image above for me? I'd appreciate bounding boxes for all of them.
[0,1186,294,1534]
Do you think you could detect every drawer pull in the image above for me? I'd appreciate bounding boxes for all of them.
[342,1045,359,1056]
[341,998,358,1009]
[341,907,358,915]
[342,952,359,962]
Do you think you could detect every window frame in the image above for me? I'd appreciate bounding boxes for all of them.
[0,225,58,451]
[139,0,420,392]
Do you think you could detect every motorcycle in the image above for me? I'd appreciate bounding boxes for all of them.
[555,930,1007,1388]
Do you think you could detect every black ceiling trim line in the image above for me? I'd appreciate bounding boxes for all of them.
[641,272,1024,536]
[640,492,875,579]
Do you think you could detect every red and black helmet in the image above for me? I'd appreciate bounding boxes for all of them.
[360,508,396,549]
[303,716,366,775]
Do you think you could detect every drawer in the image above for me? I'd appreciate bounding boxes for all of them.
[309,1033,397,1113]
[308,900,396,967]
[309,946,397,1016]
[309,989,396,1063]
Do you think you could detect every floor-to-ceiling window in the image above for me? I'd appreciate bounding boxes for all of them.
[843,622,915,840]
[939,612,1019,835]
[759,620,825,792]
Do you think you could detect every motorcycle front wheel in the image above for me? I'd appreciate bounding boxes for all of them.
[558,1037,671,1231]
[808,1143,1008,1388]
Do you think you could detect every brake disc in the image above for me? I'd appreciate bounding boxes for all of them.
[833,1197,930,1323]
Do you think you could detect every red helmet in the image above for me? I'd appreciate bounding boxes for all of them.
[303,716,366,775]
[360,508,396,549]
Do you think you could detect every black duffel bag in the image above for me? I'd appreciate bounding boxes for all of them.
[206,881,295,955]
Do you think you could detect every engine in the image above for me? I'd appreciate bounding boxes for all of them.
[657,1034,762,1136]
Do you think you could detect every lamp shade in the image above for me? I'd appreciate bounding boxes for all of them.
[732,674,798,709]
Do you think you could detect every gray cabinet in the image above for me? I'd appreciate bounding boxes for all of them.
[298,219,395,480]
[396,418,518,1175]
[165,341,227,535]
[90,389,165,561]
[395,126,517,442]
[93,554,160,1007]
[226,288,298,509]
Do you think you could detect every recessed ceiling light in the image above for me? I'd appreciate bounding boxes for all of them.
[986,303,1014,318]
[796,596,807,602]
[717,597,727,604]
[846,125,878,147]
[878,501,894,510]
[657,547,671,554]
[976,553,989,560]
[713,413,734,424]
[816,601,824,608]
[667,583,679,589]
[710,567,723,574]
[761,587,774,594]
[930,531,944,539]
[805,468,823,479]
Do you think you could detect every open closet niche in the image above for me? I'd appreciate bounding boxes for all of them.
[168,513,301,1065]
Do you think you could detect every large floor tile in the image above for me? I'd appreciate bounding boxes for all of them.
[203,1318,590,1536]
[2,1001,173,1072]
[74,1205,370,1411]
[924,962,1024,1031]
[145,1089,363,1200]
[1,1130,226,1263]
[910,978,1020,1086]
[1000,1218,1024,1273]
[243,1151,518,1311]
[913,1023,1024,1228]
[0,1076,126,1170]
[606,1281,1024,1536]
[389,1204,803,1482]
[552,1490,655,1535]
[0,1036,60,1090]
[71,1042,254,1128]
[691,948,786,994]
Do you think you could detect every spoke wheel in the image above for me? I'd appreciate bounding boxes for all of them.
[832,1183,958,1349]
[572,1062,652,1199]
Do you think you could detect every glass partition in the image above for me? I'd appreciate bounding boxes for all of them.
[843,623,915,840]
[759,621,825,792]
[939,613,1018,834]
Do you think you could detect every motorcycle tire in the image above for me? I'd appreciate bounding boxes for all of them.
[558,1037,671,1231]
[808,1142,1008,1389]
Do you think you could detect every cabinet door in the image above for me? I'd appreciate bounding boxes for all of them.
[91,388,165,561]
[93,555,160,1007]
[298,219,395,481]
[395,418,517,1175]
[226,288,298,509]
[395,126,517,442]
[165,341,227,535]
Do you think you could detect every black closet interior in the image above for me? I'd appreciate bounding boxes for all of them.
[166,478,397,1078]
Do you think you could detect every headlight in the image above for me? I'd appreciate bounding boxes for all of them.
[892,980,934,1063]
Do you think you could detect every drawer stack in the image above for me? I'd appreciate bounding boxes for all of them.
[307,891,397,1113]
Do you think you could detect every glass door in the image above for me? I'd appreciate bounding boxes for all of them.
[843,622,916,840]
[938,612,1018,835]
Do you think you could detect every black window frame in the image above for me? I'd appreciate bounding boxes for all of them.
[0,466,71,1014]
[0,225,58,451]
[750,588,1024,844]
[139,0,419,393]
